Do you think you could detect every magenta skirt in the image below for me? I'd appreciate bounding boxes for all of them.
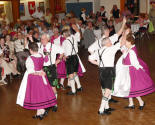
[128,66,155,98]
[24,74,57,110]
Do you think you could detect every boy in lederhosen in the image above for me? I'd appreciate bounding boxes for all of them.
[88,18,126,115]
[62,25,85,95]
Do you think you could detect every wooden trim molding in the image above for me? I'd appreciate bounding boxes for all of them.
[120,0,125,12]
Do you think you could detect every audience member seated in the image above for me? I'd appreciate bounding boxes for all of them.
[14,32,29,75]
[110,5,120,19]
[99,6,108,23]
[82,21,95,49]
[96,16,105,29]
[107,20,116,36]
[44,8,53,27]
[122,6,132,19]
[0,37,20,84]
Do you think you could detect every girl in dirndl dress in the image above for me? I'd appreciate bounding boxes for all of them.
[113,33,155,110]
[16,43,57,120]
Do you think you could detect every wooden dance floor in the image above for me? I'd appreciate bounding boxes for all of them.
[0,35,155,125]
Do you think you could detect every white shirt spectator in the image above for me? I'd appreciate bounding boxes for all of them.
[14,39,25,52]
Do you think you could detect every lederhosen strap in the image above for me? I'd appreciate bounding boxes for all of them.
[98,48,106,67]
[98,39,101,49]
[67,37,77,56]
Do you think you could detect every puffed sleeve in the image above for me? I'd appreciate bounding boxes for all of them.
[26,57,35,73]
[129,50,143,70]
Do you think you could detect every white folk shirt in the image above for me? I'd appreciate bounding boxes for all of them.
[62,32,80,57]
[32,11,44,20]
[53,36,63,46]
[89,43,121,67]
[38,42,64,66]
[88,34,119,53]
[14,39,25,52]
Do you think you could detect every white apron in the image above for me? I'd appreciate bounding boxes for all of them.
[112,55,131,97]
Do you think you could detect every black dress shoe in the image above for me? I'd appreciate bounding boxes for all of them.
[124,105,135,109]
[66,86,71,89]
[77,87,83,92]
[66,91,76,95]
[38,114,44,120]
[139,102,145,110]
[32,114,44,120]
[106,108,115,112]
[51,106,58,112]
[43,110,49,116]
[98,110,111,115]
[60,84,66,90]
[32,115,39,119]
[4,78,8,83]
[109,98,118,103]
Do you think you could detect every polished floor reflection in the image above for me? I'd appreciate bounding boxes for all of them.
[0,35,155,125]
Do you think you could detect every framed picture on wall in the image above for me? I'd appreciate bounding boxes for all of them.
[0,4,4,16]
[20,3,25,16]
[39,2,45,13]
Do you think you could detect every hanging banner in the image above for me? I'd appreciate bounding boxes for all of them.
[28,1,36,15]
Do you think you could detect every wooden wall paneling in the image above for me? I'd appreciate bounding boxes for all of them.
[120,0,125,12]
[49,0,55,16]
[11,0,20,23]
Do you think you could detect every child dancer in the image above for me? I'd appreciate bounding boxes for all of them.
[62,24,86,95]
[89,36,125,115]
[113,33,155,110]
[53,27,85,89]
[16,43,57,120]
[88,18,126,115]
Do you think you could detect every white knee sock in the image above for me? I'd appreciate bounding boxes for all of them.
[37,109,45,115]
[105,97,111,110]
[70,79,76,93]
[55,93,58,107]
[101,89,105,96]
[129,98,134,106]
[99,96,108,112]
[67,78,71,86]
[101,89,109,109]
[74,75,81,89]
[136,97,144,106]
[60,78,65,86]
[55,93,58,99]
